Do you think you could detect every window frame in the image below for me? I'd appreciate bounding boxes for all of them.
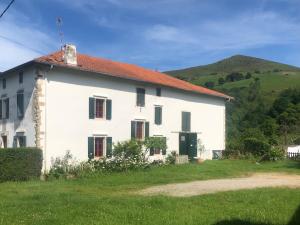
[94,136,106,158]
[19,71,23,84]
[135,121,145,140]
[136,88,145,107]
[17,90,24,119]
[156,87,161,97]
[2,78,6,89]
[94,97,107,119]
[154,105,162,125]
[2,98,9,120]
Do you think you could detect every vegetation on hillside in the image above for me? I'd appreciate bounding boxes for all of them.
[166,55,300,154]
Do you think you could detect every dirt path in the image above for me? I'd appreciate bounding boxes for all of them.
[139,173,300,197]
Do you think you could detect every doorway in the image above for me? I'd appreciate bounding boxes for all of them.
[179,132,197,159]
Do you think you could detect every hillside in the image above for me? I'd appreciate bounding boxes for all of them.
[166,55,300,146]
[166,55,300,78]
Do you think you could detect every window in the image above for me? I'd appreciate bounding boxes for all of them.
[182,111,191,132]
[154,106,162,125]
[136,88,145,107]
[131,121,149,140]
[13,135,26,148]
[149,136,167,156]
[19,71,23,84]
[2,98,9,119]
[17,91,24,119]
[95,98,104,118]
[156,88,161,97]
[2,78,6,89]
[89,97,112,120]
[88,136,112,159]
[1,136,7,148]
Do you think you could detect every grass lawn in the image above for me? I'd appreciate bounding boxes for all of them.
[0,160,299,225]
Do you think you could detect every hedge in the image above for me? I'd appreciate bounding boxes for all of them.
[0,148,43,182]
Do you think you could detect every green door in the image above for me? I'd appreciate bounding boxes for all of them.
[179,132,197,159]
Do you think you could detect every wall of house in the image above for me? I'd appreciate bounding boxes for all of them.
[43,67,226,170]
[0,67,37,148]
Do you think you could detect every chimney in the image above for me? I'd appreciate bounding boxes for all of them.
[63,44,77,66]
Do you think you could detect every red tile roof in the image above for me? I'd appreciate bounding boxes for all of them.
[35,51,231,100]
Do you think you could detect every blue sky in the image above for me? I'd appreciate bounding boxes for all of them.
[1,0,300,72]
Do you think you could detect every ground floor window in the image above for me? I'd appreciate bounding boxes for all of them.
[149,136,167,156]
[13,135,26,148]
[88,136,112,159]
[1,135,7,148]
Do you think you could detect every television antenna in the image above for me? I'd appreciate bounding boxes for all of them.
[56,17,64,50]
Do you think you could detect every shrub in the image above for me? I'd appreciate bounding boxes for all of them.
[48,151,80,179]
[204,81,215,89]
[243,138,271,156]
[113,139,143,159]
[293,137,300,145]
[263,147,285,161]
[0,148,42,182]
[166,151,176,164]
[245,72,252,79]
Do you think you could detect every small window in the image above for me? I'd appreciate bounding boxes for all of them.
[89,97,112,120]
[13,135,26,148]
[154,106,162,125]
[94,137,105,157]
[2,79,6,89]
[136,88,145,107]
[95,98,104,118]
[156,88,161,97]
[2,98,9,119]
[182,111,191,132]
[1,136,7,148]
[131,121,149,140]
[19,72,23,84]
[88,136,112,159]
[17,91,24,119]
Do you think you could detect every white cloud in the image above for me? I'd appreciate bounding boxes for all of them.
[0,4,57,72]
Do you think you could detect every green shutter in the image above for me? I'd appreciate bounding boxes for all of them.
[145,122,149,138]
[131,121,136,139]
[162,137,167,155]
[0,99,2,120]
[17,92,24,119]
[182,112,191,132]
[106,137,112,158]
[106,99,112,120]
[150,148,154,156]
[136,88,145,107]
[5,98,9,119]
[89,98,95,119]
[155,107,162,125]
[88,137,94,160]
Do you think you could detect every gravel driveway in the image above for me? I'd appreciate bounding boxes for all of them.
[139,173,300,197]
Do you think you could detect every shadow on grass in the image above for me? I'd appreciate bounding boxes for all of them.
[213,205,300,225]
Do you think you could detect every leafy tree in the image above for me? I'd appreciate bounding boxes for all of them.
[225,72,244,82]
[218,77,225,85]
[204,81,215,89]
[245,72,252,79]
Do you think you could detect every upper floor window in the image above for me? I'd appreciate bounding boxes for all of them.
[89,97,112,120]
[19,71,23,84]
[136,88,145,107]
[182,111,191,132]
[2,79,6,89]
[156,88,161,97]
[131,120,149,140]
[0,98,9,120]
[154,106,162,125]
[17,90,24,119]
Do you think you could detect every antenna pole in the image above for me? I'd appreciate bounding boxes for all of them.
[56,17,64,50]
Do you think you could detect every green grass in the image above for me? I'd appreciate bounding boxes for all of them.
[0,160,299,225]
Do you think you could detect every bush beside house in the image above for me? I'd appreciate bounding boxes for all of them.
[0,148,43,182]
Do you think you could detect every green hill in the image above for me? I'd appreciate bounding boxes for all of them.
[166,55,300,147]
[166,55,300,78]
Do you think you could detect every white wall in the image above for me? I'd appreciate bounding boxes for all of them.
[0,68,36,148]
[44,67,226,169]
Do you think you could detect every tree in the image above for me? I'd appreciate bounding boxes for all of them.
[204,81,215,89]
[225,72,244,82]
[245,72,252,79]
[218,77,225,85]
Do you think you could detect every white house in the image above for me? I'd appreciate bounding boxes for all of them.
[0,45,231,171]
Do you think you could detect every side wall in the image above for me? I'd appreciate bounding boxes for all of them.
[44,68,226,169]
[0,68,37,148]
